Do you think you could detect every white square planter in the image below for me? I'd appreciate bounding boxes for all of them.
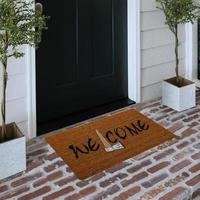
[162,77,196,111]
[0,123,26,180]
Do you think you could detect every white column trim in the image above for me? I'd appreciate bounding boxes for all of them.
[27,46,37,139]
[128,0,141,103]
[185,22,198,80]
[27,0,37,139]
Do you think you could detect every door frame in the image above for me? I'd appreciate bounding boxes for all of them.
[127,0,141,103]
[27,0,141,139]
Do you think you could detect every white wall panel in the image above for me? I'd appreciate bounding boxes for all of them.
[141,43,185,68]
[0,45,29,138]
[140,0,186,102]
[0,74,26,101]
[141,26,185,50]
[142,82,162,102]
[141,0,157,12]
[141,11,166,31]
[142,59,185,87]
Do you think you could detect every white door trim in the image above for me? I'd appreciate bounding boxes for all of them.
[27,0,141,139]
[128,0,141,103]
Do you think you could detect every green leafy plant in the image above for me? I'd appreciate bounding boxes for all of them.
[156,0,200,85]
[0,0,48,142]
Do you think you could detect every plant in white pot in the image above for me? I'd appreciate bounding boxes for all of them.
[156,0,200,111]
[0,0,47,180]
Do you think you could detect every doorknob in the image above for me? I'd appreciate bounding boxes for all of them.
[35,3,44,45]
[35,3,43,14]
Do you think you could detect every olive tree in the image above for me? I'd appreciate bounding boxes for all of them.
[0,0,47,142]
[156,0,200,84]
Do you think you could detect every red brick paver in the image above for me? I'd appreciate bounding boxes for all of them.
[0,89,200,199]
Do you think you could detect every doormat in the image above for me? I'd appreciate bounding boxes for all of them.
[46,109,174,180]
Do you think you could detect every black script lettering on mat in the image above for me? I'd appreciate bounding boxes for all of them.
[106,120,149,143]
[69,138,100,159]
[68,120,150,159]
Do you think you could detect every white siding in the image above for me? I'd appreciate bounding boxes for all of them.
[140,0,186,102]
[0,45,29,138]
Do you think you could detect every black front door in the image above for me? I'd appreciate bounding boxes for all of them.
[36,0,128,133]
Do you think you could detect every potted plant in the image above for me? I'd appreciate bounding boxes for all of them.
[0,0,47,180]
[156,0,200,111]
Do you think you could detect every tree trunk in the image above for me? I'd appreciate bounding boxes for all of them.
[175,25,180,85]
[0,61,8,142]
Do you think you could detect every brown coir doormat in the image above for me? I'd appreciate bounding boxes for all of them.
[46,109,174,180]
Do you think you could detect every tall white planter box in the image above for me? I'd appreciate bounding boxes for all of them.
[162,77,196,111]
[0,123,26,180]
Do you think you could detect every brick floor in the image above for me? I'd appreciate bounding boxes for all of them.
[0,89,200,200]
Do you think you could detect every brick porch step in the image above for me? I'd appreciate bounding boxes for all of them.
[0,90,200,200]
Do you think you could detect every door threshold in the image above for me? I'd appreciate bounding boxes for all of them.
[37,98,135,135]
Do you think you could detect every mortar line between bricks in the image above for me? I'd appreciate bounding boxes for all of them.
[93,168,147,199]
[171,174,198,198]
[78,159,143,190]
[1,91,200,200]
[52,176,80,192]
[27,144,49,153]
[183,171,200,186]
[151,186,191,200]
[28,166,78,199]
[126,145,198,198]
[174,126,191,134]
[191,140,200,148]
[183,183,200,199]
[66,169,121,197]
[174,139,198,152]
[4,170,44,189]
[130,173,176,200]
[132,183,166,200]
[111,174,156,200]
[39,184,75,200]
[14,184,51,200]
[187,156,200,166]
[89,183,120,200]
[171,157,194,165]
[119,171,150,187]
[136,173,192,200]
[42,166,81,192]
[93,171,127,191]
[43,163,73,176]
[2,182,49,200]
[86,182,121,200]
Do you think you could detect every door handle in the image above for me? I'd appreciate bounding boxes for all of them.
[35,3,43,14]
[35,3,44,45]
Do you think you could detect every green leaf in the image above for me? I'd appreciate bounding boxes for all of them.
[0,0,48,62]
